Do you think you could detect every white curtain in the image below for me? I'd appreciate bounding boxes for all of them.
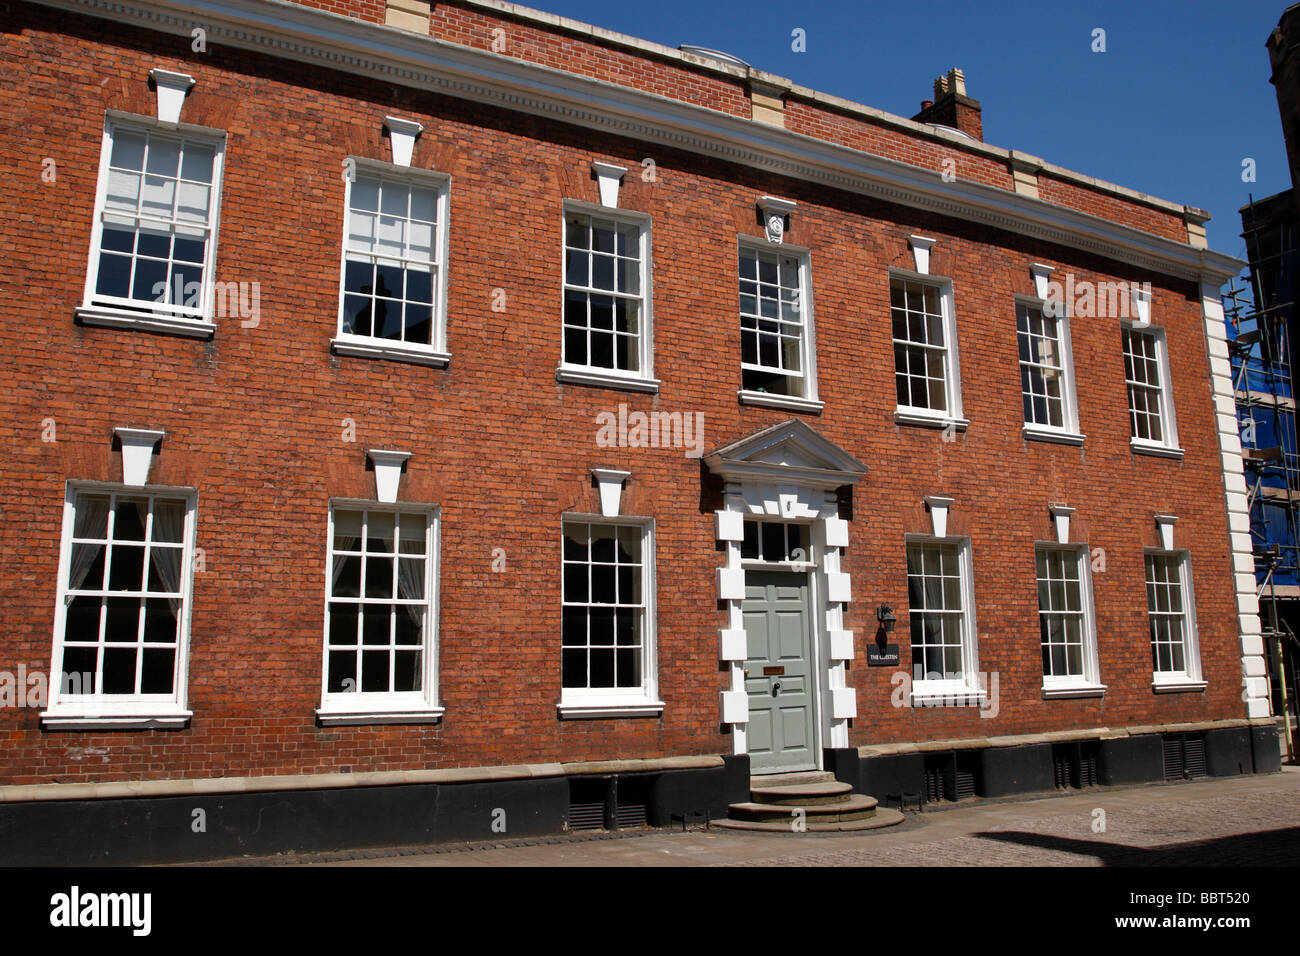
[396,557,424,624]
[332,537,360,592]
[148,501,186,615]
[67,496,111,592]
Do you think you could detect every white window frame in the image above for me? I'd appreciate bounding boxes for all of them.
[903,534,983,704]
[1123,323,1183,458]
[41,481,198,729]
[317,500,443,725]
[736,238,823,413]
[1034,543,1105,698]
[1017,295,1084,445]
[331,156,452,367]
[555,200,659,393]
[889,270,967,430]
[76,111,227,339]
[1144,549,1205,692]
[558,514,662,718]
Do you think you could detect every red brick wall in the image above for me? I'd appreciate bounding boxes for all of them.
[0,4,1240,785]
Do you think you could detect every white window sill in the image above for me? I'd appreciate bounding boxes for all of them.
[76,305,215,339]
[1152,678,1207,693]
[1023,426,1086,446]
[557,698,665,719]
[738,390,824,414]
[1131,440,1185,460]
[331,337,450,368]
[909,682,986,707]
[894,409,969,431]
[555,366,660,393]
[1041,683,1107,699]
[315,705,445,726]
[40,705,192,730]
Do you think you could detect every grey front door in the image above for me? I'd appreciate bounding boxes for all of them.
[744,569,817,773]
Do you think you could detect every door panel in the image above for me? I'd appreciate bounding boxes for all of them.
[744,569,816,773]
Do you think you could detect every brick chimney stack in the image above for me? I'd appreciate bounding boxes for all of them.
[911,67,983,141]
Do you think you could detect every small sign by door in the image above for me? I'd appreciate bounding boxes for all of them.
[867,643,900,667]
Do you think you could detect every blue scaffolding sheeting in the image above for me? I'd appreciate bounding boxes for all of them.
[1225,206,1300,592]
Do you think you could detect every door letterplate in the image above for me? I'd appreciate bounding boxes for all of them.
[762,666,785,676]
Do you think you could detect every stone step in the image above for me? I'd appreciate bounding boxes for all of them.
[713,807,906,833]
[750,771,836,788]
[727,793,880,824]
[750,780,854,806]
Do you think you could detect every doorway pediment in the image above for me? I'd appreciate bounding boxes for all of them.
[704,419,867,490]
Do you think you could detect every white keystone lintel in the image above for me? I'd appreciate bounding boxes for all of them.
[384,116,424,167]
[591,468,631,517]
[148,69,194,125]
[1049,504,1074,545]
[368,449,411,503]
[1154,513,1178,551]
[115,427,165,487]
[909,235,937,275]
[758,195,796,242]
[1030,263,1055,300]
[1132,285,1152,327]
[592,161,627,208]
[925,494,954,538]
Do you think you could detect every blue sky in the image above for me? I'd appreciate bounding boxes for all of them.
[534,0,1291,259]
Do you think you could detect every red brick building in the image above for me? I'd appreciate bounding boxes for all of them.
[0,0,1278,860]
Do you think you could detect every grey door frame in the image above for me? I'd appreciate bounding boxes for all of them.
[742,557,825,774]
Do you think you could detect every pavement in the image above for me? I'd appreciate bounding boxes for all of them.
[221,765,1300,867]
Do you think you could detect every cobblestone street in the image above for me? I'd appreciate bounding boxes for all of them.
[235,766,1300,867]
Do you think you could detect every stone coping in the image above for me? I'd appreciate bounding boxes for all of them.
[0,754,723,804]
[461,0,1194,217]
[857,718,1269,757]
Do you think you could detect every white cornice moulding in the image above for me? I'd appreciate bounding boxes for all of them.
[591,161,627,208]
[367,449,411,503]
[591,468,631,517]
[1155,514,1179,551]
[1030,263,1055,300]
[909,236,937,275]
[148,68,194,124]
[924,495,954,538]
[384,116,423,167]
[758,195,797,243]
[1048,504,1074,545]
[114,427,165,487]
[49,0,1244,284]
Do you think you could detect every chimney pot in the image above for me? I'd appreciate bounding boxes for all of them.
[921,99,933,111]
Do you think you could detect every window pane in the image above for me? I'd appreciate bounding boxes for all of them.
[101,647,138,694]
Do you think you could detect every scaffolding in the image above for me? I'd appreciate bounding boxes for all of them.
[1225,193,1300,761]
